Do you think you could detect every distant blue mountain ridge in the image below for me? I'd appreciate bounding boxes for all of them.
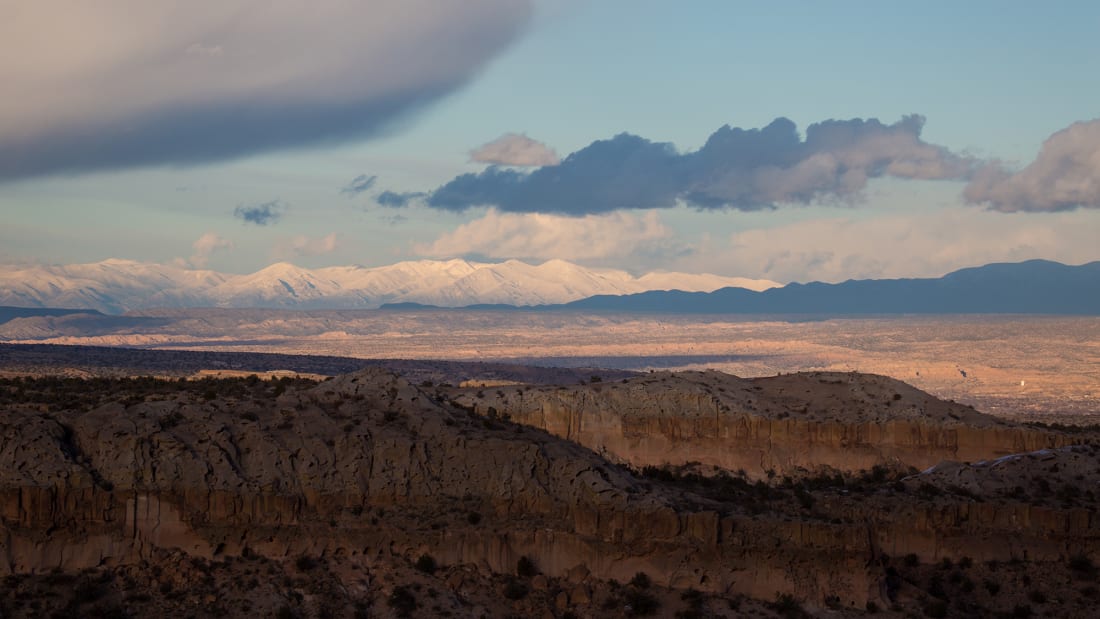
[560,259,1100,314]
[0,306,102,325]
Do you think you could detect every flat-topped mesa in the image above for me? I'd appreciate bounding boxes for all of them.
[449,370,1077,478]
[2,369,1098,614]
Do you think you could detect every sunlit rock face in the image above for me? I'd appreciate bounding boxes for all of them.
[450,370,1077,478]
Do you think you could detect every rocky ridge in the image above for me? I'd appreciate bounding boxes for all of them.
[0,369,1098,617]
[449,370,1080,478]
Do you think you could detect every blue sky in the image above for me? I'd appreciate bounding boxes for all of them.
[2,0,1098,282]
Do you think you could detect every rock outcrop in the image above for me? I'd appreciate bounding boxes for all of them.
[1,369,1098,617]
[450,370,1078,478]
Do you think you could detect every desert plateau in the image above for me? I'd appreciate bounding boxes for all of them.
[1,344,1099,618]
[5,3,1100,617]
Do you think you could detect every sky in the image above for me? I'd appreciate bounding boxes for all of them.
[2,0,1099,283]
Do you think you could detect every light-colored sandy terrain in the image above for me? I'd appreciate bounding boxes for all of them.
[5,311,1098,422]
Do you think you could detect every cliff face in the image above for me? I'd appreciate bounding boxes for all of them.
[450,370,1076,477]
[0,371,672,566]
[1,369,1098,615]
[0,372,781,599]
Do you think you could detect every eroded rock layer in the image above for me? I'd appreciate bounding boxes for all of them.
[449,370,1077,477]
[0,369,1097,617]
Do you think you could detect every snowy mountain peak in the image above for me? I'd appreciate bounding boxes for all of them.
[0,258,780,313]
[247,262,314,278]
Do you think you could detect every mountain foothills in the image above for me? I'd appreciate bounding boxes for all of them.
[0,364,1098,617]
[0,258,777,314]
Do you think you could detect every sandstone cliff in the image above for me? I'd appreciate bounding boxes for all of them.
[1,370,1098,617]
[449,370,1079,478]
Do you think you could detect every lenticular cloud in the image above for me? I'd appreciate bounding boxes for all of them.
[0,1,531,180]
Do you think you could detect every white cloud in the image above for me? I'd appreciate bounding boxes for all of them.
[469,133,561,166]
[676,207,1100,283]
[964,118,1100,212]
[184,43,223,57]
[0,1,532,179]
[415,208,681,262]
[187,232,232,267]
[275,233,339,259]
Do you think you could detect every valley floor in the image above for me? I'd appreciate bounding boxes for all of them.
[3,313,1098,424]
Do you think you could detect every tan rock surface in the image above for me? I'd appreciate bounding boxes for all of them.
[0,369,1098,617]
[450,370,1080,478]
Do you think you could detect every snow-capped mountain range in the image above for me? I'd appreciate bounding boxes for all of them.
[0,258,779,313]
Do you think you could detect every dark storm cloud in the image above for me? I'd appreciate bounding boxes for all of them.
[0,1,532,181]
[409,115,973,214]
[234,201,284,226]
[340,174,377,197]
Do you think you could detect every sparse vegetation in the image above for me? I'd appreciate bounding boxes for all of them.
[516,555,538,578]
[2,347,1100,619]
[624,588,660,616]
[1069,554,1097,579]
[414,554,437,574]
[768,593,808,618]
[294,555,318,572]
[388,585,417,617]
[1011,604,1033,618]
[502,578,529,600]
[922,599,948,618]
